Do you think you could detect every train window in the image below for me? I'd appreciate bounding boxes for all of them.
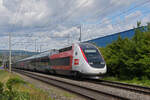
[59,46,72,53]
[75,52,78,55]
[80,43,105,68]
[40,57,50,62]
[50,57,70,66]
[30,57,50,67]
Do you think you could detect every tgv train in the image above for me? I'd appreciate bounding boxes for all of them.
[12,43,107,78]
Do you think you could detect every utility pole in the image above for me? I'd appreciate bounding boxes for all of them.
[35,39,37,52]
[9,33,11,73]
[40,45,42,53]
[68,34,70,45]
[79,25,82,42]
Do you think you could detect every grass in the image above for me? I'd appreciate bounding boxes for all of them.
[0,70,52,100]
[14,83,52,100]
[103,76,150,87]
[0,70,81,100]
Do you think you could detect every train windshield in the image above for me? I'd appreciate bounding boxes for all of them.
[80,43,105,68]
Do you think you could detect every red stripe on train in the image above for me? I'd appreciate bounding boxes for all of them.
[80,47,88,62]
[50,50,73,59]
[50,45,74,70]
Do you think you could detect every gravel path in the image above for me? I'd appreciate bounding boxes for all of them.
[13,72,86,100]
[31,72,150,100]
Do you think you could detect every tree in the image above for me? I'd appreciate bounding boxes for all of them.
[100,22,150,79]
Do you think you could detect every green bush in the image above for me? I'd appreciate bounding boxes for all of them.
[0,82,4,99]
[0,61,2,66]
[100,22,150,80]
[0,78,29,100]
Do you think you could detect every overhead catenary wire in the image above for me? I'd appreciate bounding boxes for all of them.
[1,0,150,52]
[83,0,150,26]
[11,1,147,41]
[84,12,148,41]
[77,0,150,41]
[59,0,150,42]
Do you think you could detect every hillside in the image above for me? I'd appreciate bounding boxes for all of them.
[0,50,39,56]
[0,50,39,64]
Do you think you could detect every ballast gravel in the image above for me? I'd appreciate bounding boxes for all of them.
[13,72,86,100]
[30,71,150,100]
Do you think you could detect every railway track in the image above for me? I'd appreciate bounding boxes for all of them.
[89,79,150,95]
[101,80,150,95]
[13,69,129,100]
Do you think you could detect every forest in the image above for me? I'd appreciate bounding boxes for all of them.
[100,22,150,80]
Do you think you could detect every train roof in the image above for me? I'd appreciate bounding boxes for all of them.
[16,43,95,63]
[17,49,58,62]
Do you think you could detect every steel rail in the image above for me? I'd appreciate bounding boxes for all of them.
[88,79,150,95]
[13,69,129,100]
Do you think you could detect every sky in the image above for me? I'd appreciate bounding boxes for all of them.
[0,0,150,52]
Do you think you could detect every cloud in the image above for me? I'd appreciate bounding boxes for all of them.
[7,0,49,27]
[125,11,142,21]
[142,14,150,25]
[0,0,149,51]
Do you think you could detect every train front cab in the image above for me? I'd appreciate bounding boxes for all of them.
[72,43,107,77]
